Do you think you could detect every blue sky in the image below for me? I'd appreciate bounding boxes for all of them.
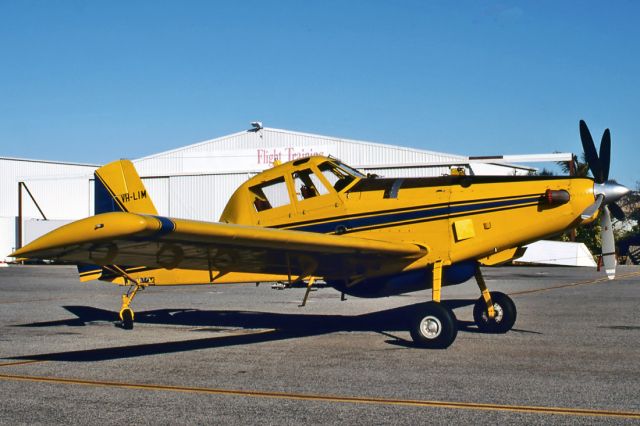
[1,1,638,187]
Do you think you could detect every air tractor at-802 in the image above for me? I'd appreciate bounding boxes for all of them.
[13,120,630,348]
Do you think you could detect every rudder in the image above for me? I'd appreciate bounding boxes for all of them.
[94,160,157,215]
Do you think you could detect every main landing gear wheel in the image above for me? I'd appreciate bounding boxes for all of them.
[410,302,458,349]
[120,308,134,330]
[473,291,516,333]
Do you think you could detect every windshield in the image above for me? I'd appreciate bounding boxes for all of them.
[334,161,366,178]
[318,161,363,192]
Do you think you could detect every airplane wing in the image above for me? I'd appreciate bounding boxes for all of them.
[11,212,426,280]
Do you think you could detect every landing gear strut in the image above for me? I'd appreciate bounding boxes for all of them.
[473,291,516,333]
[473,267,516,333]
[408,262,517,348]
[119,283,144,330]
[410,260,458,349]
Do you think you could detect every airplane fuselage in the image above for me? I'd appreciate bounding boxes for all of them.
[85,156,596,295]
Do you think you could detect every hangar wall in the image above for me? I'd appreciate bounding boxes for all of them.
[0,158,97,258]
[0,157,97,219]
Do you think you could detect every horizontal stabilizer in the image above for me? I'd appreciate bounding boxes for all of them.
[77,263,103,282]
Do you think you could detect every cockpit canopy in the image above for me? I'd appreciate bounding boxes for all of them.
[220,156,364,224]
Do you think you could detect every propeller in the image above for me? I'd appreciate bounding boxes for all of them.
[578,120,631,279]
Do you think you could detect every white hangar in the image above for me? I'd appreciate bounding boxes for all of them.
[2,125,534,261]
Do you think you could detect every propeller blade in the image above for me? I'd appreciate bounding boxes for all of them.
[599,128,611,182]
[579,120,603,183]
[608,202,625,221]
[580,193,604,220]
[600,206,616,279]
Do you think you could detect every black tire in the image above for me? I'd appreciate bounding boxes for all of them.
[409,302,458,349]
[121,308,134,330]
[473,291,516,333]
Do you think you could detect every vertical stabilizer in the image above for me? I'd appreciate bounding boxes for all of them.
[94,160,157,215]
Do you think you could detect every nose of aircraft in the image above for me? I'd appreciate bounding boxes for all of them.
[596,181,631,205]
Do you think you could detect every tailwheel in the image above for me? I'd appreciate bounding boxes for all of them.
[410,302,458,349]
[120,307,134,330]
[473,291,516,333]
[118,283,143,330]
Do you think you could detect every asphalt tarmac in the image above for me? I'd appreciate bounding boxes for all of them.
[1,264,639,424]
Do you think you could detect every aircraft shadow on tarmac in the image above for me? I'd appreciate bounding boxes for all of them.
[10,300,539,362]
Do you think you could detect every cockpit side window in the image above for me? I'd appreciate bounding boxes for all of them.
[292,168,329,201]
[249,177,290,212]
[318,161,360,192]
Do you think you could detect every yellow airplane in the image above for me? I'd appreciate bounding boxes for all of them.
[11,120,631,348]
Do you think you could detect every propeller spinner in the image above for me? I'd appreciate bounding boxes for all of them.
[578,120,631,279]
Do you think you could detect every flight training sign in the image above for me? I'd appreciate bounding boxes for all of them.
[256,146,332,166]
[149,144,338,174]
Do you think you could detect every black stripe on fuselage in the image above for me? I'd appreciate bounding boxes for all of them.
[274,193,542,234]
[274,192,540,230]
[340,199,540,233]
[348,175,575,193]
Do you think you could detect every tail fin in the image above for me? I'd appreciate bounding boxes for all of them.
[94,160,157,215]
[81,160,157,282]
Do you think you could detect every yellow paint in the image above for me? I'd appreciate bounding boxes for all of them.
[478,247,526,266]
[432,260,443,302]
[453,219,475,241]
[0,372,638,419]
[475,268,495,319]
[78,269,102,282]
[95,160,157,215]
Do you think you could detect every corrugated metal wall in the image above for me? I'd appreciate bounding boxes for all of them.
[136,173,253,221]
[141,177,170,216]
[20,176,92,220]
[0,158,95,258]
[0,158,95,218]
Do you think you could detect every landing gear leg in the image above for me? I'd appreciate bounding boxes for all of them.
[473,266,516,333]
[119,284,144,330]
[299,277,316,307]
[409,261,458,349]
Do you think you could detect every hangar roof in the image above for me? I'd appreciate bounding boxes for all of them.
[0,156,98,168]
[136,127,466,162]
[132,127,470,177]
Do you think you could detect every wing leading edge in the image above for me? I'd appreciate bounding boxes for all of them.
[11,212,426,280]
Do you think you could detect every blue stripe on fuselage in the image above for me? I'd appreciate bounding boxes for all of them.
[153,216,176,237]
[286,196,539,233]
